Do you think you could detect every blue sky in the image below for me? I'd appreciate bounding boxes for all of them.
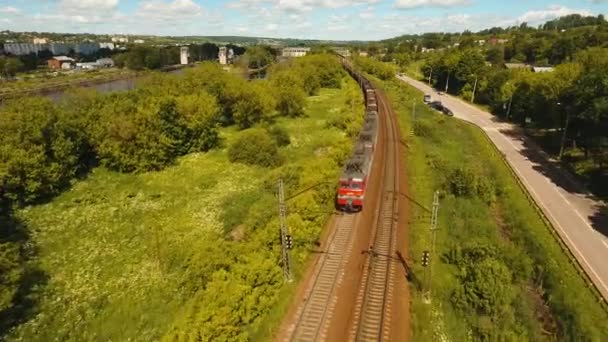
[0,0,607,40]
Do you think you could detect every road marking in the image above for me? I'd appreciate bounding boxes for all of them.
[603,240,608,249]
[507,157,608,296]
[554,190,595,231]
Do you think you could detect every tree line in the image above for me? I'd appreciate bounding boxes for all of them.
[0,54,345,322]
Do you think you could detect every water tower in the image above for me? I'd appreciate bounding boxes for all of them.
[219,47,227,65]
[180,46,189,65]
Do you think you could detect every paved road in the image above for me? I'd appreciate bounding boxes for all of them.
[397,74,608,301]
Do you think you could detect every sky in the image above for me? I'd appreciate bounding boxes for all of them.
[0,0,607,41]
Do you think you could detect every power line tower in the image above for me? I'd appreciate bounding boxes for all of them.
[423,190,440,303]
[278,178,293,282]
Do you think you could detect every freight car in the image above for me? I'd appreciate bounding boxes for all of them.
[336,60,380,212]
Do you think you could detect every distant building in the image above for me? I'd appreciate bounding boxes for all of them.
[219,46,227,65]
[96,58,114,68]
[359,51,369,57]
[76,62,99,70]
[4,42,100,56]
[111,37,129,43]
[476,39,486,46]
[488,38,509,45]
[532,66,554,73]
[333,48,350,57]
[504,63,530,70]
[282,47,310,58]
[48,56,75,70]
[134,39,145,44]
[33,37,48,44]
[73,43,99,55]
[99,42,115,50]
[3,43,45,56]
[180,46,189,65]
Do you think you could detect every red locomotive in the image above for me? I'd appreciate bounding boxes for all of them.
[336,61,379,212]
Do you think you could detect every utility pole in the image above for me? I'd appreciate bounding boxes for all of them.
[444,72,450,93]
[428,67,433,86]
[558,103,569,160]
[423,191,440,304]
[412,101,416,122]
[278,178,293,282]
[470,76,478,103]
[506,95,513,121]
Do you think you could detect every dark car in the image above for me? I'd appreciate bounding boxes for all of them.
[429,101,443,110]
[441,107,454,117]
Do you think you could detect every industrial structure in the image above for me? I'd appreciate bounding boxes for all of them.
[180,46,189,65]
[3,42,113,56]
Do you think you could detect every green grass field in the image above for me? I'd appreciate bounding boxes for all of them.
[6,77,363,341]
[382,78,608,341]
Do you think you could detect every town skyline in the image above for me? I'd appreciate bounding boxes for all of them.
[0,0,607,41]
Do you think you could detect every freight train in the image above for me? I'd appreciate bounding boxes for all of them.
[336,59,379,212]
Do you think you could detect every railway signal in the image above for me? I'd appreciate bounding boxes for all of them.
[423,191,440,304]
[422,250,430,266]
[277,179,293,282]
[285,235,293,250]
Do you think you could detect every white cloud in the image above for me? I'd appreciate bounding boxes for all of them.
[59,0,119,13]
[265,23,279,31]
[517,5,592,25]
[227,0,271,9]
[137,0,204,19]
[0,6,21,15]
[359,6,375,19]
[275,0,379,12]
[395,0,470,9]
[446,13,470,25]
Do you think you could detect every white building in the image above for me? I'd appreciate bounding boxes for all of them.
[96,58,114,68]
[180,46,189,65]
[532,66,555,73]
[111,37,129,43]
[76,62,99,70]
[99,42,115,50]
[33,37,48,44]
[219,46,227,65]
[282,47,310,58]
[134,39,145,44]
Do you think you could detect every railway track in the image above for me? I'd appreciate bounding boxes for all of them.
[287,214,357,341]
[351,90,400,342]
[284,63,401,342]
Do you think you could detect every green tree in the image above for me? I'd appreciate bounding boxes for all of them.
[0,57,24,79]
[243,46,273,69]
[227,129,282,167]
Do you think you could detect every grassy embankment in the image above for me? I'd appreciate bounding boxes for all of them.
[6,77,364,341]
[382,78,608,340]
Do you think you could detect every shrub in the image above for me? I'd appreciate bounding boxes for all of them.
[0,97,92,204]
[266,125,291,147]
[228,129,282,167]
[445,166,497,203]
[413,120,433,137]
